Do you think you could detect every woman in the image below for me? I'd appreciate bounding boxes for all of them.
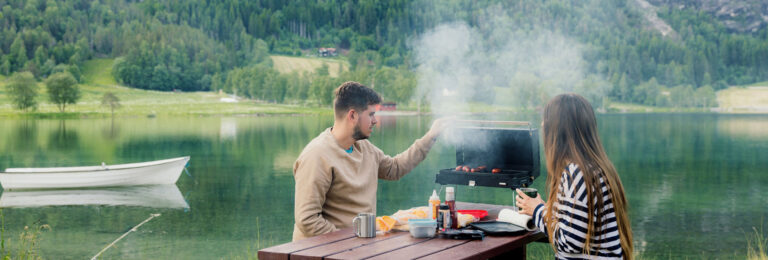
[516,93,633,259]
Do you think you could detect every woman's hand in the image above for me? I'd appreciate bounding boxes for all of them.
[516,189,544,216]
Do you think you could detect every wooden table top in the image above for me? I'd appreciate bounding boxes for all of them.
[258,202,546,260]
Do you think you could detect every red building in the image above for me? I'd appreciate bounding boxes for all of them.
[376,102,397,111]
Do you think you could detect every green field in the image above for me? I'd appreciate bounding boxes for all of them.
[81,58,118,86]
[0,59,330,118]
[717,82,768,113]
[270,55,349,77]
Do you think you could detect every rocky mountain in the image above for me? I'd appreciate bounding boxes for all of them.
[646,0,768,33]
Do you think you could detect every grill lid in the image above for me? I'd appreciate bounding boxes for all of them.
[436,126,540,189]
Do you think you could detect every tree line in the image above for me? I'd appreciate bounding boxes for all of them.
[210,63,416,106]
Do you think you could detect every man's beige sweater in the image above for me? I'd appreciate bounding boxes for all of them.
[292,128,435,241]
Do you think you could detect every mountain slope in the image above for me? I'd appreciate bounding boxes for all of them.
[646,0,768,33]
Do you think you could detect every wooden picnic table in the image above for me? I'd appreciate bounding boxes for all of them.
[258,202,546,260]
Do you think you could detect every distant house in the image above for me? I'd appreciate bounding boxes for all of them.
[376,102,397,111]
[318,48,337,57]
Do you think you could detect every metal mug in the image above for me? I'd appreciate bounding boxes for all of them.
[353,213,376,238]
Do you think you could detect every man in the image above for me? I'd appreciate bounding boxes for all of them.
[292,81,448,241]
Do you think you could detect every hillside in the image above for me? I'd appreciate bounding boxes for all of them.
[0,0,767,111]
[270,56,348,77]
[646,0,768,33]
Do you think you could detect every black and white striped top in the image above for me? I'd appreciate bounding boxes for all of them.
[532,163,623,259]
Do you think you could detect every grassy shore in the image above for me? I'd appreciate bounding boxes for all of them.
[2,57,767,117]
[0,59,331,118]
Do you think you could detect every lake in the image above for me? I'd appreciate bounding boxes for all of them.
[0,114,766,259]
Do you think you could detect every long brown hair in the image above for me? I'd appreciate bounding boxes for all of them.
[541,93,633,258]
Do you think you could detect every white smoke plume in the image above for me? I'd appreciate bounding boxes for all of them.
[412,14,590,117]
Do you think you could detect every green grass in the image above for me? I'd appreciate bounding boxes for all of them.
[0,60,332,118]
[717,83,768,113]
[0,209,50,260]
[747,223,768,260]
[81,58,118,86]
[608,102,668,112]
[270,55,349,77]
[745,81,768,87]
[607,101,715,113]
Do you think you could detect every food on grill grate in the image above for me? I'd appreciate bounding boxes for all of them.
[456,165,489,173]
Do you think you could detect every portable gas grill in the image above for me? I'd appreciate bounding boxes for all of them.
[435,121,540,189]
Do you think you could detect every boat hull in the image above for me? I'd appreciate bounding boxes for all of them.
[0,156,189,190]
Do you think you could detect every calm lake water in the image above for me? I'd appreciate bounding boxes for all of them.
[0,114,766,259]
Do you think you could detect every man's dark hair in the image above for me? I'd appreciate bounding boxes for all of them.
[333,81,381,118]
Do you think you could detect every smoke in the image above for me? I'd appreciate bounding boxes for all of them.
[412,9,593,118]
[412,22,478,116]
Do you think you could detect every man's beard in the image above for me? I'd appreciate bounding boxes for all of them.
[352,123,368,140]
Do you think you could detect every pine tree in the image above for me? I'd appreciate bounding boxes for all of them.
[617,74,630,102]
[33,46,48,67]
[0,59,10,76]
[9,35,27,72]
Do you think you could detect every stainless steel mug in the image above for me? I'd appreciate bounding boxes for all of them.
[353,213,376,238]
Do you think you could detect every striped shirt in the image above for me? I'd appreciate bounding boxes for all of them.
[533,163,623,259]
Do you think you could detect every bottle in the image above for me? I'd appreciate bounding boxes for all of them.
[445,187,457,229]
[438,204,451,231]
[436,204,444,230]
[429,189,441,219]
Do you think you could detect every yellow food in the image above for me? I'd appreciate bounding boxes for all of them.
[391,206,431,225]
[376,216,397,232]
[412,209,427,219]
[457,213,476,228]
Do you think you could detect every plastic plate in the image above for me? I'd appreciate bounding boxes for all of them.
[457,210,488,220]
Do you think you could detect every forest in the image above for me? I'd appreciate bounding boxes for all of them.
[0,0,766,108]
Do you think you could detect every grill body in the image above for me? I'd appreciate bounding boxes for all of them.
[435,127,540,189]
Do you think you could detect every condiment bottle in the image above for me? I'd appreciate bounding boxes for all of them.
[438,204,451,231]
[429,189,440,219]
[445,187,457,229]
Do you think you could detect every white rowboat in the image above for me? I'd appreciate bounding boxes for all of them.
[0,156,190,190]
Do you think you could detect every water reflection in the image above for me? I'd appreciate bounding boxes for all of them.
[9,120,37,151]
[49,120,80,150]
[717,114,768,140]
[0,115,764,258]
[101,117,121,140]
[0,185,189,209]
